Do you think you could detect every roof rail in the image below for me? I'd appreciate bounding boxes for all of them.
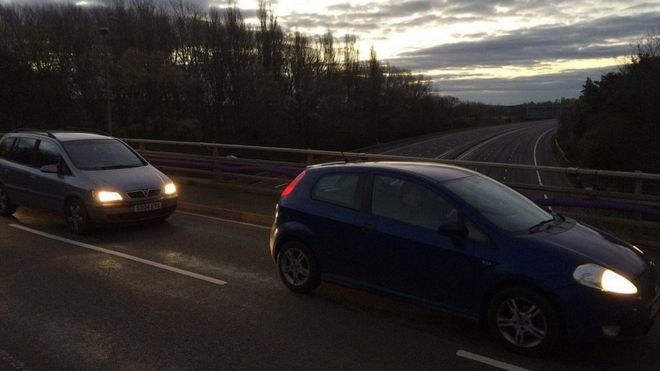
[10,128,57,139]
[57,127,110,136]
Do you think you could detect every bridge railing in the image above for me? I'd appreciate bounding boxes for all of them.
[1,133,659,247]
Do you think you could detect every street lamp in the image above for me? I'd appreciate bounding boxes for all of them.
[98,27,112,136]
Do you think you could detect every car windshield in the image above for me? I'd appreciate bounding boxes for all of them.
[443,175,553,233]
[63,139,145,170]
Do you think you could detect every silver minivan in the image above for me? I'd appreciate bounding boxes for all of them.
[0,129,178,233]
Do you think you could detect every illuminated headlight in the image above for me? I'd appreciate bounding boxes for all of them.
[164,182,177,195]
[95,191,123,203]
[573,264,638,295]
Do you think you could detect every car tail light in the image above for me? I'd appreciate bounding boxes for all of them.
[281,170,306,198]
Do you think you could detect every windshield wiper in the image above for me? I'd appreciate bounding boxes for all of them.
[98,164,140,170]
[528,216,558,233]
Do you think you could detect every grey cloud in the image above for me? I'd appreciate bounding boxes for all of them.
[432,66,619,104]
[393,13,660,70]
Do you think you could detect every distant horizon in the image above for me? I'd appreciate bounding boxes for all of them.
[2,0,658,104]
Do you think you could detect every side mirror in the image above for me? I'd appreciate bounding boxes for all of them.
[438,221,467,247]
[40,164,59,174]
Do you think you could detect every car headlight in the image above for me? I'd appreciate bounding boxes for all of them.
[95,191,123,203]
[573,264,638,295]
[164,182,177,195]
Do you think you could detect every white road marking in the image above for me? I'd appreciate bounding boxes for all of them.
[456,350,530,371]
[455,127,529,160]
[533,126,556,201]
[176,211,271,230]
[8,224,228,286]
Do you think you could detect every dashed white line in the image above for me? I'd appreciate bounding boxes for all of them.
[8,224,228,286]
[456,350,530,371]
[176,210,271,230]
[456,127,529,160]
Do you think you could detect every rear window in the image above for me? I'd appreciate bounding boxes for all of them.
[312,173,360,209]
[62,139,145,170]
[0,137,15,159]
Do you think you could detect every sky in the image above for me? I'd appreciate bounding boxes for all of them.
[4,0,660,104]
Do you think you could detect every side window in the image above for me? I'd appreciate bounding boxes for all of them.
[372,175,457,231]
[35,140,62,168]
[10,138,37,166]
[466,219,490,243]
[0,137,16,159]
[312,173,360,209]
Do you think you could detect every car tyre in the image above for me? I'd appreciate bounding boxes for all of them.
[0,186,17,216]
[487,287,561,356]
[65,198,92,234]
[277,241,320,294]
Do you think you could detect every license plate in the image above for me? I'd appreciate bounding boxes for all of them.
[134,202,162,213]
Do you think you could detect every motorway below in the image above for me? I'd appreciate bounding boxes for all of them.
[2,206,660,371]
[379,119,568,189]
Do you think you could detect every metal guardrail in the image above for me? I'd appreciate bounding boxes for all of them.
[1,132,659,247]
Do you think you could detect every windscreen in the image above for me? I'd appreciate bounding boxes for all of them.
[63,139,145,170]
[443,175,552,233]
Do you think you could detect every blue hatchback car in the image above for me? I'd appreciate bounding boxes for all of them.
[269,162,660,355]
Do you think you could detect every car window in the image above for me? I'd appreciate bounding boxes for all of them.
[35,140,62,168]
[372,175,457,231]
[0,137,15,159]
[444,175,552,233]
[312,173,360,209]
[9,137,37,166]
[62,139,145,170]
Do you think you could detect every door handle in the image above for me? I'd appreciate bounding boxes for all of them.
[361,223,376,233]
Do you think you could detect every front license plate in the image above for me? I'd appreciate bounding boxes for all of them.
[134,202,162,213]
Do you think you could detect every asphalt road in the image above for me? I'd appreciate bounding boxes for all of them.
[380,120,569,189]
[2,208,660,371]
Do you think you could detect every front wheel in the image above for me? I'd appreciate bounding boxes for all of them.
[277,241,320,294]
[65,198,92,234]
[0,186,17,216]
[487,287,562,356]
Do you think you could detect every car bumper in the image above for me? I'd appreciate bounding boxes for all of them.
[87,197,178,223]
[558,284,660,342]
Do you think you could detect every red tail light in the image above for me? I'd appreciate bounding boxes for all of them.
[281,170,306,198]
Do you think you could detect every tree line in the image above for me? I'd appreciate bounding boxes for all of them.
[557,32,660,173]
[0,0,525,149]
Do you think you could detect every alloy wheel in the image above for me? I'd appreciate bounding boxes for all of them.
[496,297,548,348]
[281,247,311,287]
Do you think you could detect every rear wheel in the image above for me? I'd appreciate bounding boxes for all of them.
[487,287,562,356]
[65,198,92,234]
[277,241,320,294]
[0,186,17,216]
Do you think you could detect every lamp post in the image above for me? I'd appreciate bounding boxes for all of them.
[98,27,112,136]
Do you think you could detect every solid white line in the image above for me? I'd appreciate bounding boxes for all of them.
[533,126,556,200]
[456,350,530,371]
[8,224,228,286]
[176,210,271,230]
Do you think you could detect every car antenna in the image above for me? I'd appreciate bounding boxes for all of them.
[340,151,350,163]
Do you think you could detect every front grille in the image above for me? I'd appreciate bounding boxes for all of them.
[127,188,161,199]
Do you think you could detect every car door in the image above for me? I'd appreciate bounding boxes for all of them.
[303,172,368,281]
[357,174,485,312]
[3,137,38,207]
[31,139,69,211]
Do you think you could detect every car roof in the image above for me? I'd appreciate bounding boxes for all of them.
[309,161,477,183]
[8,130,112,142]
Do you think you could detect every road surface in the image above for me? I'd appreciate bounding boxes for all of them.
[2,207,659,371]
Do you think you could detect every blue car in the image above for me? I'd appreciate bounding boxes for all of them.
[269,161,660,355]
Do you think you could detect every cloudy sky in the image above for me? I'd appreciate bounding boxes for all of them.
[5,0,660,104]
